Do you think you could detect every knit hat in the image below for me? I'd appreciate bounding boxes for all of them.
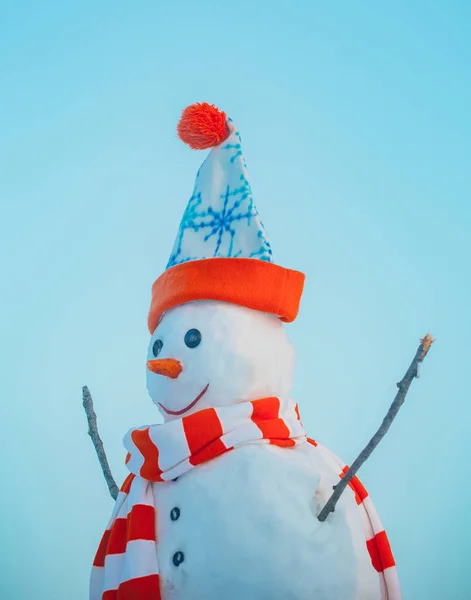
[148,103,305,333]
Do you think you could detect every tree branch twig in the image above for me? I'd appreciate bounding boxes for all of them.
[82,385,119,500]
[317,333,435,522]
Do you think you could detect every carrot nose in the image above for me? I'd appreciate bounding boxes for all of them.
[147,358,182,379]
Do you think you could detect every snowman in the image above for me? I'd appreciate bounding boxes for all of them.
[90,103,401,600]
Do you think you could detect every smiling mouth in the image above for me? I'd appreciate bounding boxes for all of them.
[158,383,210,416]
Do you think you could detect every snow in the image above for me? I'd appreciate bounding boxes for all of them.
[154,443,380,600]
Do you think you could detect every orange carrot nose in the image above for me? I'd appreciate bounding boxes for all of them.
[147,358,183,379]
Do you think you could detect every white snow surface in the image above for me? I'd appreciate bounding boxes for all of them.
[154,442,380,600]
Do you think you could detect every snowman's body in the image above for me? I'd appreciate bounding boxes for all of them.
[154,443,380,600]
[143,301,382,600]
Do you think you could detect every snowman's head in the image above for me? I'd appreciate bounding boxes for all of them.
[146,300,295,421]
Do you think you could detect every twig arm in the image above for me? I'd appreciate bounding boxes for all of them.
[317,333,434,522]
[82,386,119,501]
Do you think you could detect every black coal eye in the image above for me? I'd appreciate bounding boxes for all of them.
[184,328,201,348]
[152,339,163,357]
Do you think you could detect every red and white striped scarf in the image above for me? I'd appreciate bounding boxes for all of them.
[308,439,401,600]
[90,397,401,600]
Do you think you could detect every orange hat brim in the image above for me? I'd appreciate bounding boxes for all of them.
[148,258,305,334]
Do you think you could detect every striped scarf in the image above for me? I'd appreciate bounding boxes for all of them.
[90,397,401,600]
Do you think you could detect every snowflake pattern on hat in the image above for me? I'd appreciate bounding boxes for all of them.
[167,125,273,269]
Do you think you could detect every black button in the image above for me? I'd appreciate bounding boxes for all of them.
[173,551,184,566]
[170,507,180,521]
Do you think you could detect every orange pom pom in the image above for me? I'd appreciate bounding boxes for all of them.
[177,102,229,150]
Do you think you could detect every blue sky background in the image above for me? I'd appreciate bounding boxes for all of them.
[1,1,470,598]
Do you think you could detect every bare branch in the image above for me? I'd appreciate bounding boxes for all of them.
[82,385,119,501]
[317,333,435,522]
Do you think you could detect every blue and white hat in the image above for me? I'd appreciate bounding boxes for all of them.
[167,104,273,268]
[148,102,304,334]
